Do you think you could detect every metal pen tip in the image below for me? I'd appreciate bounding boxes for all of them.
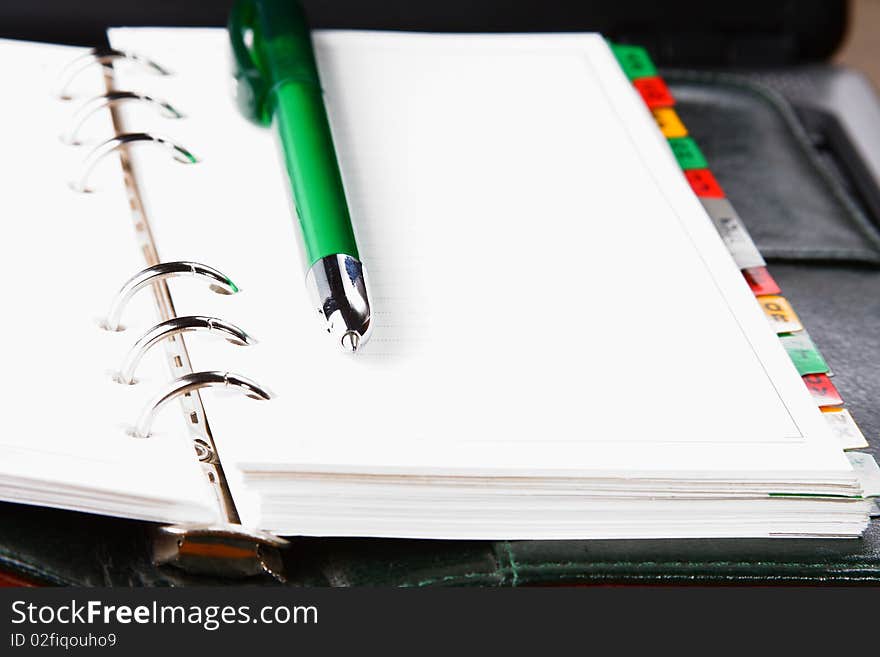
[341,331,360,352]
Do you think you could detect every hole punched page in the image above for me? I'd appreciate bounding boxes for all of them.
[0,39,216,525]
[107,30,858,532]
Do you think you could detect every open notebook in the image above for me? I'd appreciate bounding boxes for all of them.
[0,28,876,540]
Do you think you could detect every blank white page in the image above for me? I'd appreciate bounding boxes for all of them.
[108,29,853,490]
[0,39,216,524]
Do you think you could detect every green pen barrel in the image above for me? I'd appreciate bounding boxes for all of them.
[229,0,359,267]
[273,83,359,265]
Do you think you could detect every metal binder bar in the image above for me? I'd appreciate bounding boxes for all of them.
[62,91,184,146]
[95,65,287,578]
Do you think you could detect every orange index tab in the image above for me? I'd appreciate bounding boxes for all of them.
[633,77,675,109]
[803,373,844,407]
[653,108,687,138]
[758,295,802,333]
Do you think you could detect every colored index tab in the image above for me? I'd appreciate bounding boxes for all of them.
[742,266,780,296]
[633,77,675,109]
[758,295,803,333]
[684,169,724,198]
[611,43,657,79]
[668,137,707,170]
[779,331,829,376]
[802,373,844,407]
[822,408,868,450]
[653,108,688,138]
[700,198,765,269]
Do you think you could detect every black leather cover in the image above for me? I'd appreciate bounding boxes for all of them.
[1,72,878,586]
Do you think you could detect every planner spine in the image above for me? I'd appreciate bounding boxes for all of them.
[58,48,288,580]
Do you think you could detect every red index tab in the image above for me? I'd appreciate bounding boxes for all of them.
[685,169,725,198]
[742,267,781,296]
[633,77,675,109]
[802,373,844,407]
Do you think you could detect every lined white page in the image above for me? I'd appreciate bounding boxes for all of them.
[108,30,854,509]
[0,39,216,524]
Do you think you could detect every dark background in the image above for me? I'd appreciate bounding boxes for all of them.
[0,0,848,67]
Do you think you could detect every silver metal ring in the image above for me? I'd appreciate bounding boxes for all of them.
[133,371,273,439]
[117,316,256,384]
[62,91,184,146]
[71,132,197,193]
[104,262,240,332]
[57,48,170,100]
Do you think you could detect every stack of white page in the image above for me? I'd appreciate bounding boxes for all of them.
[0,39,217,525]
[0,28,873,539]
[106,28,873,538]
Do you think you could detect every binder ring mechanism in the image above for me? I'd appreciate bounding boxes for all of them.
[117,316,257,385]
[62,91,184,146]
[133,371,273,439]
[56,49,285,579]
[71,132,197,193]
[103,261,240,332]
[56,47,171,101]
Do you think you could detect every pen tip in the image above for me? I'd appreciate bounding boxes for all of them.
[341,331,360,353]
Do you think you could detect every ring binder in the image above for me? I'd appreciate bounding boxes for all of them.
[104,261,240,332]
[57,48,171,100]
[54,47,288,578]
[71,132,198,193]
[62,91,184,146]
[117,316,256,385]
[133,371,273,439]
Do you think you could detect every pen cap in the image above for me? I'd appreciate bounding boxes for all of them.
[228,0,321,125]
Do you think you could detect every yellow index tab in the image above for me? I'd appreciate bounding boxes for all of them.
[653,108,688,138]
[758,295,803,333]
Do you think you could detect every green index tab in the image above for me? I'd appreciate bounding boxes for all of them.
[779,331,829,375]
[667,137,708,170]
[610,43,657,80]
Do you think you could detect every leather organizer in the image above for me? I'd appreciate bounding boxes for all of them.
[1,71,878,586]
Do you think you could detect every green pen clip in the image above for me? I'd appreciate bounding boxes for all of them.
[229,0,321,125]
[229,0,269,124]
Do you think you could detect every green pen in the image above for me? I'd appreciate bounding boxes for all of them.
[229,0,371,352]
